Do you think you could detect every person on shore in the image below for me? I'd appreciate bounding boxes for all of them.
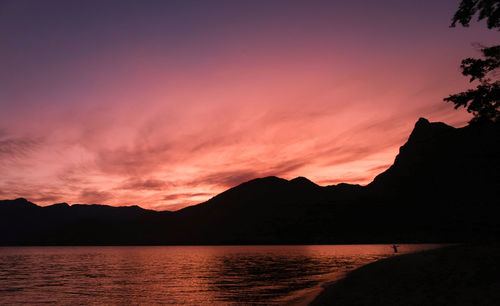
[393,245,398,253]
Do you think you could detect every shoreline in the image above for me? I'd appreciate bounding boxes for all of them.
[288,272,348,306]
[309,243,500,305]
[300,273,347,306]
[301,244,448,305]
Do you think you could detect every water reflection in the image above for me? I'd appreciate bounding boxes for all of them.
[0,245,442,304]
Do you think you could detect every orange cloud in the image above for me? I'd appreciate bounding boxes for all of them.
[1,0,491,210]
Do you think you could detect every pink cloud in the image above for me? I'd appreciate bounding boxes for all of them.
[1,0,490,209]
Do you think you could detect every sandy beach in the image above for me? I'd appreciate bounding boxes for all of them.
[310,244,500,305]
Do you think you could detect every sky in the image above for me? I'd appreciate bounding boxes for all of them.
[0,0,498,210]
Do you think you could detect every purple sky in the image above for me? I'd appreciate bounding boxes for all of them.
[0,0,498,210]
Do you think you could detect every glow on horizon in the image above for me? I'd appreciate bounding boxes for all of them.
[0,0,497,210]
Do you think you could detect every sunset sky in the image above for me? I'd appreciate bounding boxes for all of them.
[0,0,498,210]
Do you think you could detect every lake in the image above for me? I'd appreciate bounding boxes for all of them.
[0,244,442,304]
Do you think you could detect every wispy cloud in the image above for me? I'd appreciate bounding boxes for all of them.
[117,178,171,191]
[78,188,113,204]
[95,142,172,176]
[0,0,480,210]
[0,180,66,204]
[162,192,212,201]
[0,134,42,163]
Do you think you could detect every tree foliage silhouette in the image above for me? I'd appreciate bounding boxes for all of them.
[445,0,500,123]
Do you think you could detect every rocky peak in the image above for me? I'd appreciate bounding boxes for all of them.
[407,117,456,144]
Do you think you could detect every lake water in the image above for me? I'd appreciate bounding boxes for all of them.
[0,244,442,304]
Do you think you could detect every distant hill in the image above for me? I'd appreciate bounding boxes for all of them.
[1,118,499,245]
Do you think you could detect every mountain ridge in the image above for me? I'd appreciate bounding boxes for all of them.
[1,117,499,245]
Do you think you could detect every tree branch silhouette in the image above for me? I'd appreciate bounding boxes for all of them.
[445,0,500,123]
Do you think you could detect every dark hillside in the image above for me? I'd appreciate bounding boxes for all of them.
[1,118,499,245]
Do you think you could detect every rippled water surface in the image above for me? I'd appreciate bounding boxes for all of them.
[0,244,442,304]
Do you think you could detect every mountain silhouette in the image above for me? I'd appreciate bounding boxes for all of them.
[369,118,500,196]
[1,118,499,245]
